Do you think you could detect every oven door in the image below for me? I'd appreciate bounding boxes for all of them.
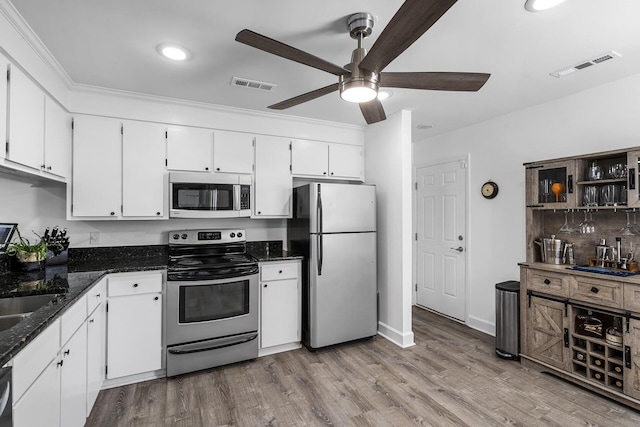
[166,273,259,376]
[166,273,258,346]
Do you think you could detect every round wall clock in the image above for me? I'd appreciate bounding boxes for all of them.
[481,181,499,199]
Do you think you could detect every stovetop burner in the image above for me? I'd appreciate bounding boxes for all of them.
[167,229,258,281]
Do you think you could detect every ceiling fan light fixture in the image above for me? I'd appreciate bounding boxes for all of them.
[524,0,566,12]
[340,83,378,103]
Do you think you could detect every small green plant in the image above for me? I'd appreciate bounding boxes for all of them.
[6,227,48,263]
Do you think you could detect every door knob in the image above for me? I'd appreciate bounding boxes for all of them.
[450,246,464,252]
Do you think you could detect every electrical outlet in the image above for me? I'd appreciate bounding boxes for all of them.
[89,231,100,245]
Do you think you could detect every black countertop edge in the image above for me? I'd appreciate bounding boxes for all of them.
[254,255,304,262]
[0,263,166,368]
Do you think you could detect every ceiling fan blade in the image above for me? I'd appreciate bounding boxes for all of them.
[236,29,349,76]
[268,83,339,110]
[359,99,386,124]
[380,72,490,91]
[359,0,459,73]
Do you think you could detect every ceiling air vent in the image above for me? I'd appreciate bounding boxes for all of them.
[231,77,277,92]
[550,51,621,78]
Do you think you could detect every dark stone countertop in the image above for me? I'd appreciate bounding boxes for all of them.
[253,254,304,263]
[0,256,167,367]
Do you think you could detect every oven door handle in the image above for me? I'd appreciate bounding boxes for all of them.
[167,332,258,355]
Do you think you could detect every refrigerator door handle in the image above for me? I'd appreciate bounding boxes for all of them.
[317,234,323,275]
[317,185,323,234]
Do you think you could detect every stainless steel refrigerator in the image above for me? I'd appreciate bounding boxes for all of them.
[288,182,377,350]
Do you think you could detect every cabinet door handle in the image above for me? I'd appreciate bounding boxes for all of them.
[563,328,569,347]
[154,296,159,301]
[543,279,551,285]
[57,360,64,367]
[279,270,283,274]
[630,168,636,191]
[133,283,138,288]
[590,286,600,294]
[626,345,632,369]
[110,212,115,216]
[264,284,268,288]
[64,349,70,356]
[567,175,573,194]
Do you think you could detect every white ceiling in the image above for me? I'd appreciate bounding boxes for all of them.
[8,0,640,141]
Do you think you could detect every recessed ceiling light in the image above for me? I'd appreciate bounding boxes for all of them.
[525,0,566,12]
[157,44,191,61]
[377,90,392,101]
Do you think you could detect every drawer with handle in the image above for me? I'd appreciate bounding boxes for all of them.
[260,262,299,281]
[108,271,163,297]
[527,270,569,297]
[570,277,622,309]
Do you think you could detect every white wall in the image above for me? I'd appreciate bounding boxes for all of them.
[413,72,640,335]
[365,110,414,348]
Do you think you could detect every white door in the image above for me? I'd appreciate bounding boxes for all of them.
[415,159,467,321]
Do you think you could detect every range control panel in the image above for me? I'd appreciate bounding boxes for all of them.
[169,229,245,245]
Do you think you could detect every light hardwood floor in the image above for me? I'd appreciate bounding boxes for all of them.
[86,306,640,426]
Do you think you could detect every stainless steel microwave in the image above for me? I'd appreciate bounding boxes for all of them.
[169,172,251,218]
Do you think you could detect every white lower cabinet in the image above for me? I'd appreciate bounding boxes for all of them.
[12,319,61,427]
[13,354,61,427]
[259,260,301,355]
[86,279,107,414]
[106,271,163,380]
[60,322,88,427]
[13,294,88,427]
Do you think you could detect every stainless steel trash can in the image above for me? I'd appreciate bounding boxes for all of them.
[495,280,520,360]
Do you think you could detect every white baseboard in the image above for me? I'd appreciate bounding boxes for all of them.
[101,369,165,389]
[467,315,495,337]
[258,342,302,357]
[377,321,415,348]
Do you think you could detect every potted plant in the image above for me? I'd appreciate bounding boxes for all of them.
[6,227,49,271]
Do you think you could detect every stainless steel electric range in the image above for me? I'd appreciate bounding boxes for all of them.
[166,229,259,377]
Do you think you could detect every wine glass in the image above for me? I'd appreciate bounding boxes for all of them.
[559,210,577,234]
[580,211,596,234]
[620,211,638,236]
[540,179,551,203]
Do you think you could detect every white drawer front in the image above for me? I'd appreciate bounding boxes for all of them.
[261,262,299,281]
[108,272,163,297]
[87,278,106,314]
[60,294,87,346]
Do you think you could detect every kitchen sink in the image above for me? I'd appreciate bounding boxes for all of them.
[0,294,57,332]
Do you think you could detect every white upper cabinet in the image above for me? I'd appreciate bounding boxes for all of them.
[213,130,254,174]
[122,120,166,218]
[0,54,7,160]
[7,64,45,170]
[328,143,363,180]
[291,139,328,177]
[291,139,363,181]
[166,125,212,172]
[254,136,292,218]
[4,63,71,180]
[71,115,122,217]
[44,96,72,178]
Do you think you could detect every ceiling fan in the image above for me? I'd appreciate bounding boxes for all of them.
[235,0,490,124]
